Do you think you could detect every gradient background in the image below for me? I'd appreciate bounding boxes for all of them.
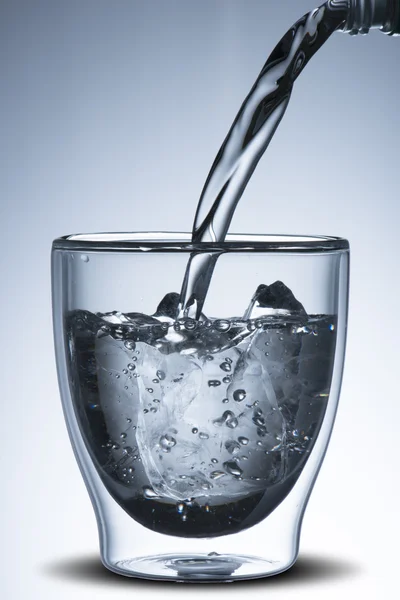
[1,0,399,598]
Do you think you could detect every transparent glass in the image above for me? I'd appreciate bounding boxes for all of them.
[52,232,349,582]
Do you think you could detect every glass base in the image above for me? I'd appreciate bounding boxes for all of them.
[105,553,295,582]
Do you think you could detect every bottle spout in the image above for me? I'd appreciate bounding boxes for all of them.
[340,0,400,35]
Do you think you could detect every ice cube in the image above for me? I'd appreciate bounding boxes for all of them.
[133,331,286,501]
[153,292,180,320]
[244,281,306,319]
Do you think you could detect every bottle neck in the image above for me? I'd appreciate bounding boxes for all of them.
[340,0,400,35]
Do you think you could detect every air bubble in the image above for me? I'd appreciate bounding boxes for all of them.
[208,380,221,387]
[213,411,231,427]
[159,434,177,452]
[152,378,159,384]
[143,486,158,499]
[210,471,225,480]
[120,433,127,439]
[199,432,209,440]
[225,440,241,455]
[223,461,243,478]
[124,340,136,351]
[211,458,218,464]
[127,363,136,371]
[222,376,231,384]
[225,414,238,429]
[156,370,165,380]
[146,388,154,394]
[233,389,246,402]
[214,319,231,332]
[80,254,89,262]
[220,362,231,373]
[192,427,198,434]
[238,436,249,445]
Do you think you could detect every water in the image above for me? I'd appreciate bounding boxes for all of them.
[66,282,337,537]
[180,0,348,318]
[67,1,348,537]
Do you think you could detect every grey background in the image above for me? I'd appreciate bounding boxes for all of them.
[1,0,398,598]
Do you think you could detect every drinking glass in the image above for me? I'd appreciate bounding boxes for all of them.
[52,232,349,581]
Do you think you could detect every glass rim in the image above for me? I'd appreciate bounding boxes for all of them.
[52,232,349,253]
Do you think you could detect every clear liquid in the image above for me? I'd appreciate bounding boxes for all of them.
[180,1,347,318]
[67,297,336,537]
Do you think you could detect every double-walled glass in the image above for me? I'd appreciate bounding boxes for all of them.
[52,232,349,582]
